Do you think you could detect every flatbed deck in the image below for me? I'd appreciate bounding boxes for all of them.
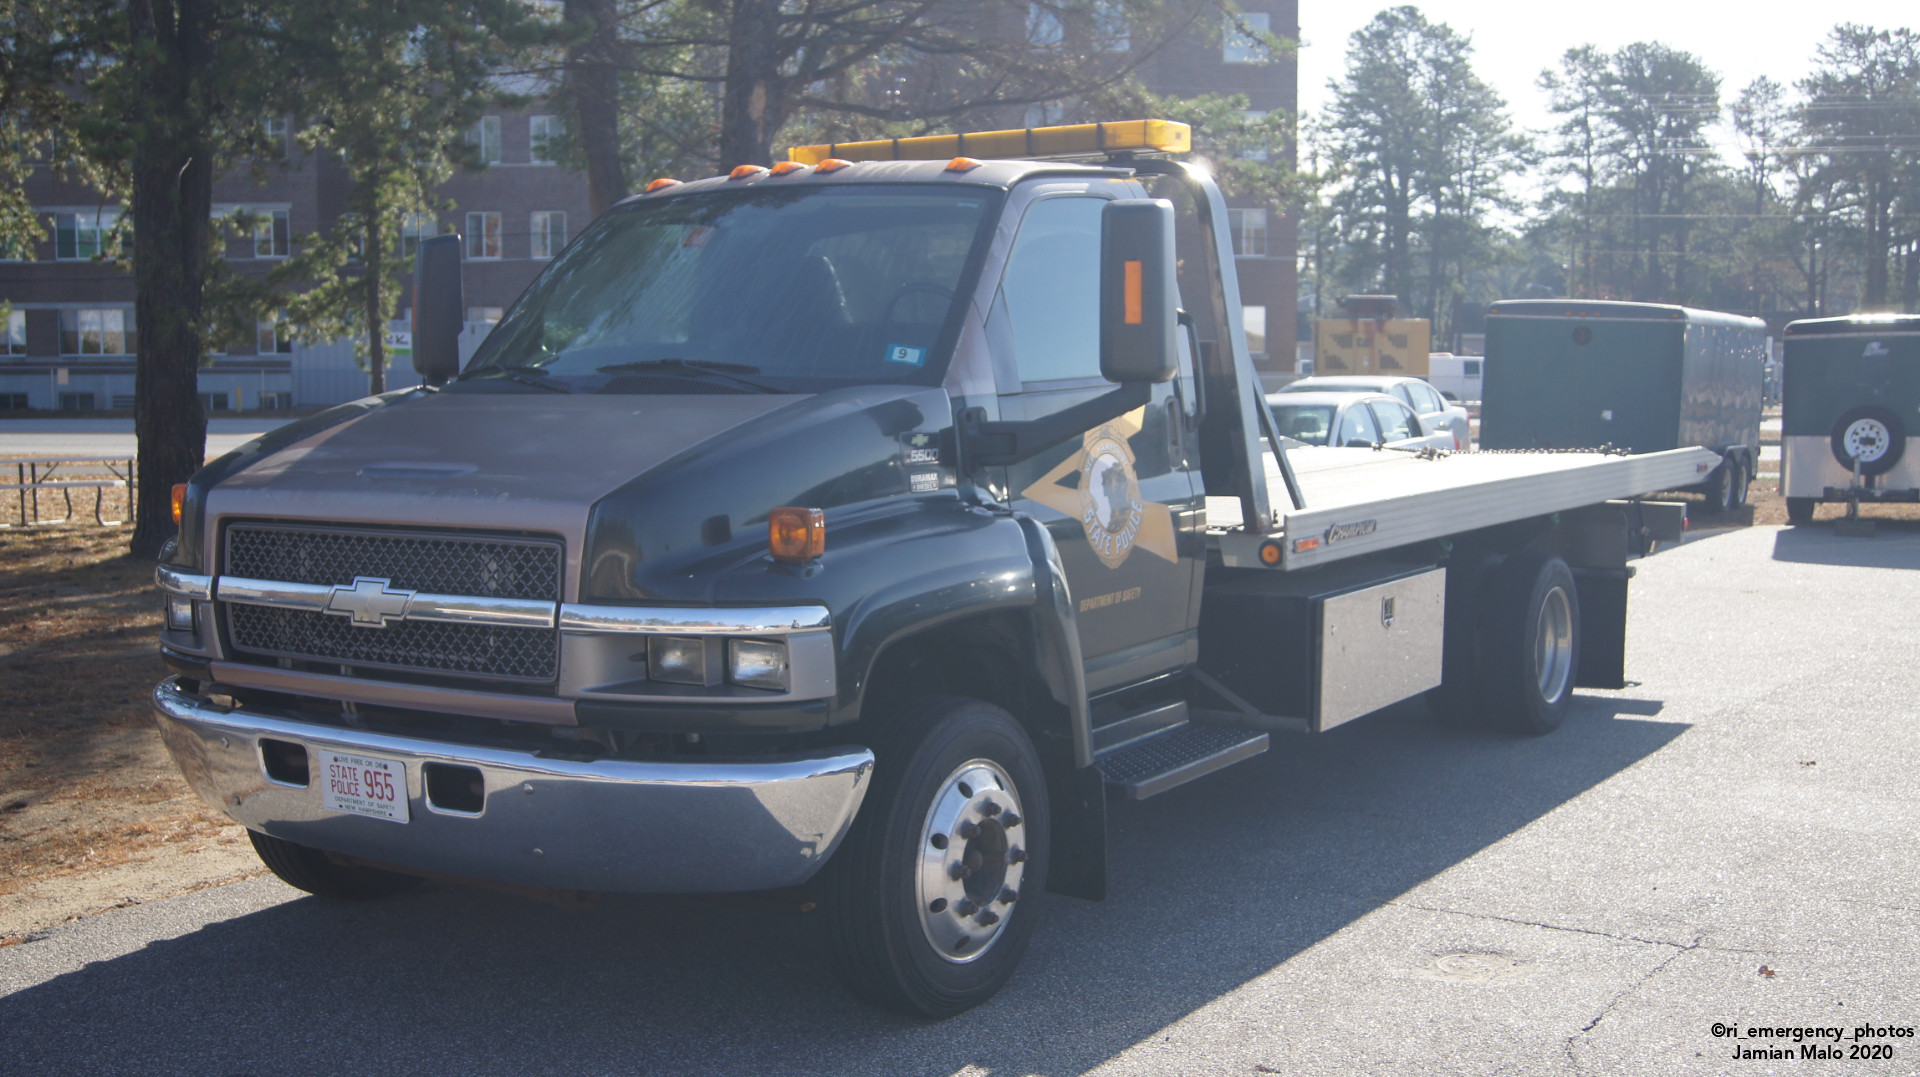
[1208,445,1720,570]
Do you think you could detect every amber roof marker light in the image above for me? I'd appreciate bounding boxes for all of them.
[644,178,681,193]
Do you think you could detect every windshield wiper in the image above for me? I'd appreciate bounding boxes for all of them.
[469,367,573,393]
[597,358,782,394]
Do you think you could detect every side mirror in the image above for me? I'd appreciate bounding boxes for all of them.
[1100,199,1178,385]
[412,234,464,387]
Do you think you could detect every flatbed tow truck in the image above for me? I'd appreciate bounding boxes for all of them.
[152,120,1709,1016]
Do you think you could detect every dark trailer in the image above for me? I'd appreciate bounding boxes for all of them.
[1480,300,1766,512]
[1780,314,1920,524]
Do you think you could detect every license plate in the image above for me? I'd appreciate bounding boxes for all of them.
[320,751,410,823]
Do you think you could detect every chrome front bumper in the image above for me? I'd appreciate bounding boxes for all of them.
[151,677,873,893]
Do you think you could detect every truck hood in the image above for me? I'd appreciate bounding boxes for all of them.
[201,392,805,600]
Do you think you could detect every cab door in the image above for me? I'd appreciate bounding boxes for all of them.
[988,189,1205,692]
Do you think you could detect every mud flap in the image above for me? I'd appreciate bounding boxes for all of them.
[1573,566,1630,689]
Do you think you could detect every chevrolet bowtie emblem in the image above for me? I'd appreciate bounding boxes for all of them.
[325,577,416,628]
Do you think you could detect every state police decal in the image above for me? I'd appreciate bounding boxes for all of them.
[1021,408,1179,570]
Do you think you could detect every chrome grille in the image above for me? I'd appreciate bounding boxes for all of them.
[222,524,562,685]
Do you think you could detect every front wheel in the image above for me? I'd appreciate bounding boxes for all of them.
[823,697,1049,1018]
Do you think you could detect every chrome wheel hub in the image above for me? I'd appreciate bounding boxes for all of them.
[1843,419,1892,464]
[915,759,1025,963]
[1536,585,1574,704]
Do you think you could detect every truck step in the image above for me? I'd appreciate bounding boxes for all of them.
[1091,700,1189,755]
[1096,721,1269,800]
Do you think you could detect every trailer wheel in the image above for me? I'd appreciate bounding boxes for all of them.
[1829,406,1905,476]
[1727,458,1748,509]
[1698,460,1733,514]
[1786,497,1817,525]
[247,831,421,900]
[823,696,1048,1018]
[1479,554,1581,735]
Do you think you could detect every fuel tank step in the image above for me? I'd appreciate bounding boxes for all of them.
[1095,721,1269,801]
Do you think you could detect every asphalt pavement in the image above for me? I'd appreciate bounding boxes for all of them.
[2,523,1916,1076]
[0,418,289,458]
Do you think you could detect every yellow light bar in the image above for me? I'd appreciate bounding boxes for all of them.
[787,119,1191,166]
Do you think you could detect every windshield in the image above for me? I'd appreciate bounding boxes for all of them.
[460,184,999,394]
[1269,404,1336,445]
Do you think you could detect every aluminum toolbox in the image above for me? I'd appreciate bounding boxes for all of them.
[1198,562,1445,732]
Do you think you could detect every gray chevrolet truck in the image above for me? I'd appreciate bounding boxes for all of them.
[153,120,1707,1016]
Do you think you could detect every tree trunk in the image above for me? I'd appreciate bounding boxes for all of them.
[128,0,213,560]
[564,0,628,216]
[365,210,386,395]
[718,0,785,169]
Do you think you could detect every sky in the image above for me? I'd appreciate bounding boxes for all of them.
[1294,0,1917,149]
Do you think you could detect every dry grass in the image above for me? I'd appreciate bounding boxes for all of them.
[0,524,242,907]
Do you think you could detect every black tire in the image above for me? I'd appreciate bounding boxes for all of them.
[1786,497,1817,525]
[247,830,421,900]
[1727,457,1748,509]
[1698,460,1733,514]
[1829,406,1905,476]
[1477,553,1581,736]
[823,696,1049,1018]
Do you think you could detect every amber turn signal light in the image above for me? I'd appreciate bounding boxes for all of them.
[768,506,825,564]
[170,483,187,526]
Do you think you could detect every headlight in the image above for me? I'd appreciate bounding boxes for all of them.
[166,596,196,632]
[728,639,789,691]
[649,636,709,685]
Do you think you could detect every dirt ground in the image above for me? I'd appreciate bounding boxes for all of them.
[0,495,260,947]
[3,418,1916,945]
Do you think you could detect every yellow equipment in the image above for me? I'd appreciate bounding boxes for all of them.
[787,119,1191,165]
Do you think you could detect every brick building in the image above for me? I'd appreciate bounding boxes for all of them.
[0,107,590,411]
[1133,0,1299,376]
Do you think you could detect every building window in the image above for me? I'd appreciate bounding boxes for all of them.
[258,391,293,410]
[1224,12,1271,64]
[1240,110,1270,161]
[467,116,502,164]
[400,213,436,257]
[54,211,119,260]
[253,209,290,258]
[467,306,504,326]
[1092,1,1130,51]
[59,392,96,412]
[529,115,560,165]
[1,392,27,410]
[59,309,134,355]
[1026,3,1063,47]
[6,310,24,355]
[200,391,232,412]
[1244,306,1267,355]
[530,211,566,259]
[263,115,290,158]
[1226,208,1268,257]
[465,212,501,259]
[257,316,293,354]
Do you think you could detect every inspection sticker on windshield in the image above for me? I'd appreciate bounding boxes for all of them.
[320,751,409,823]
[886,344,927,366]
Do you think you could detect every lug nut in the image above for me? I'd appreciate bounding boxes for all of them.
[955,898,978,916]
[949,861,971,880]
[975,909,1000,927]
[1008,846,1026,864]
[1002,812,1022,828]
[980,799,1002,816]
[999,887,1018,904]
[956,820,979,840]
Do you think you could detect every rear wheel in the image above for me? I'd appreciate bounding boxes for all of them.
[1479,554,1580,735]
[1786,497,1817,525]
[823,697,1049,1018]
[247,831,421,900]
[1699,460,1734,514]
[1727,458,1748,509]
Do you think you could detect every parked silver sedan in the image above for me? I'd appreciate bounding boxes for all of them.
[1263,391,1456,452]
[1277,375,1471,448]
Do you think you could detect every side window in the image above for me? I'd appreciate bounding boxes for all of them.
[1412,382,1444,415]
[1338,402,1380,446]
[1001,197,1104,384]
[1371,401,1416,442]
[1391,384,1416,409]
